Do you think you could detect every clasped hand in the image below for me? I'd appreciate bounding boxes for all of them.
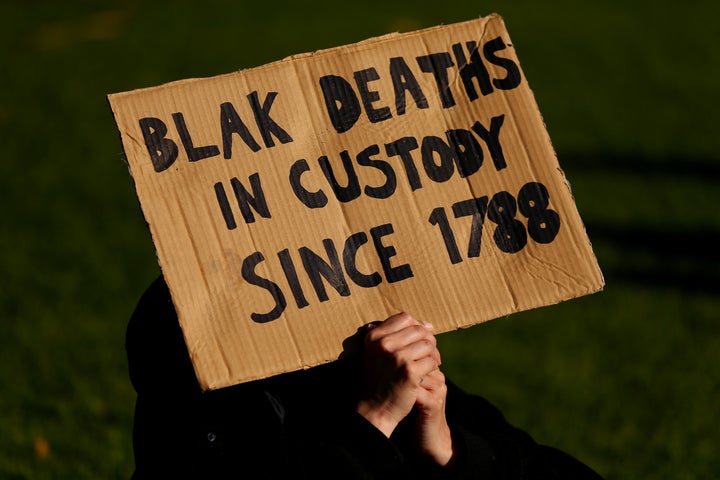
[357,312,454,466]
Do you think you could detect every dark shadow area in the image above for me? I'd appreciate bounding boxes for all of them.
[556,152,719,293]
[586,223,719,294]
[563,152,720,180]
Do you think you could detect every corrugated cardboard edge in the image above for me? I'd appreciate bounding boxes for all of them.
[108,13,605,390]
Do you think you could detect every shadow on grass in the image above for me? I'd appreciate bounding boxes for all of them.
[565,151,719,295]
[587,222,719,294]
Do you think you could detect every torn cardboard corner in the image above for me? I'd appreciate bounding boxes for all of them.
[108,13,604,391]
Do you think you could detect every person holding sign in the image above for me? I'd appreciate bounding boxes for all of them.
[126,275,603,479]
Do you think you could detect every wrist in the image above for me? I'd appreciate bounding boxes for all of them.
[424,422,455,466]
[429,439,454,466]
[357,399,401,438]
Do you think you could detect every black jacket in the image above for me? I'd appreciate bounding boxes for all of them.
[127,275,603,479]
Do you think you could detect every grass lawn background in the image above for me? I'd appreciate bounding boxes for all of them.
[1,0,718,478]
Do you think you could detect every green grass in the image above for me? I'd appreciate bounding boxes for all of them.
[441,285,720,479]
[1,0,718,478]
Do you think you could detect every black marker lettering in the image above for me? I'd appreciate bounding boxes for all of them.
[483,37,522,90]
[421,136,455,183]
[242,252,286,323]
[389,56,428,115]
[518,182,560,243]
[370,224,413,283]
[385,136,422,191]
[343,232,382,288]
[229,173,271,224]
[446,128,483,178]
[471,114,507,171]
[319,75,361,133]
[172,112,220,162]
[416,52,455,108]
[356,144,397,199]
[214,182,237,230]
[278,249,309,309]
[220,101,261,157]
[299,239,351,302]
[488,191,527,253]
[452,197,489,258]
[318,152,361,203]
[139,117,178,172]
[354,67,392,124]
[289,159,328,209]
[452,41,493,99]
[429,207,462,264]
[247,91,293,148]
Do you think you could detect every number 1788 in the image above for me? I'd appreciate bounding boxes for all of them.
[428,182,561,264]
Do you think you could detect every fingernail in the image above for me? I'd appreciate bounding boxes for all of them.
[366,323,377,330]
[423,322,433,330]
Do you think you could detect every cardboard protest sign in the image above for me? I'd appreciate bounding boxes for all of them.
[109,14,604,390]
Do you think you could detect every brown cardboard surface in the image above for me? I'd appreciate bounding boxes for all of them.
[109,14,604,390]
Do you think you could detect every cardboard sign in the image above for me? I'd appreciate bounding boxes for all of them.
[109,14,604,391]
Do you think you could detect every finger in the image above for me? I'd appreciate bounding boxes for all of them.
[411,356,442,383]
[374,324,436,355]
[397,338,441,365]
[423,368,445,382]
[415,370,448,410]
[415,382,447,411]
[383,344,438,384]
[418,369,445,391]
[368,312,421,338]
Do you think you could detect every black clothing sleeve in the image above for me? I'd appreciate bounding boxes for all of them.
[443,383,604,480]
[127,276,293,479]
[126,275,603,479]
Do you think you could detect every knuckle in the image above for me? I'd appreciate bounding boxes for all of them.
[395,349,412,367]
[390,311,412,324]
[399,312,420,327]
[411,325,429,340]
[377,336,394,352]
